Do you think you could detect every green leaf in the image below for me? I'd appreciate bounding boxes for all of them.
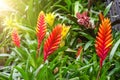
[79,75,89,80]
[12,48,23,59]
[34,64,44,77]
[0,72,9,80]
[37,65,55,80]
[108,67,120,77]
[109,38,120,61]
[104,2,113,16]
[79,62,95,71]
[15,66,29,80]
[52,5,70,12]
[66,48,76,53]
[65,0,71,10]
[0,54,10,58]
[16,24,35,33]
[24,48,36,67]
[115,51,120,57]
[69,77,79,80]
[54,46,68,54]
[74,1,83,16]
[84,41,93,51]
[79,32,94,40]
[74,1,79,16]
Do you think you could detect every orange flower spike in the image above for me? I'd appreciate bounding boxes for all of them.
[36,11,46,57]
[95,18,113,68]
[44,24,62,61]
[11,28,20,47]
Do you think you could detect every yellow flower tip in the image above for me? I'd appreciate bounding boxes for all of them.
[45,12,55,26]
[105,40,113,48]
[60,40,65,47]
[61,24,71,39]
[39,11,45,15]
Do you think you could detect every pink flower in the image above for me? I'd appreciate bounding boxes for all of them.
[76,11,90,27]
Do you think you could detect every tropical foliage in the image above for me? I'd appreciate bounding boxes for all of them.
[0,0,120,80]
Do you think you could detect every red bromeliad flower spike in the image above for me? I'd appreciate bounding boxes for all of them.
[12,28,20,47]
[95,16,113,68]
[44,24,62,61]
[36,11,46,57]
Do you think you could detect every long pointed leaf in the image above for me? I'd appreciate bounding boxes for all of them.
[104,2,113,16]
[109,38,120,61]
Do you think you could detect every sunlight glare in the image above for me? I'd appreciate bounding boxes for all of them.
[0,0,12,11]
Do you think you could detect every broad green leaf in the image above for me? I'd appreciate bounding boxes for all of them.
[0,73,9,80]
[37,65,55,80]
[109,38,120,61]
[84,41,93,51]
[15,66,29,80]
[65,0,71,10]
[74,1,79,16]
[16,47,28,60]
[104,2,113,16]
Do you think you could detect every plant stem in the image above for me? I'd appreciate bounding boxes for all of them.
[96,67,101,80]
[36,47,40,58]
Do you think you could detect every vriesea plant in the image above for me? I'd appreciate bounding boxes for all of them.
[1,0,119,80]
[95,13,113,68]
[2,11,66,80]
[95,13,113,80]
